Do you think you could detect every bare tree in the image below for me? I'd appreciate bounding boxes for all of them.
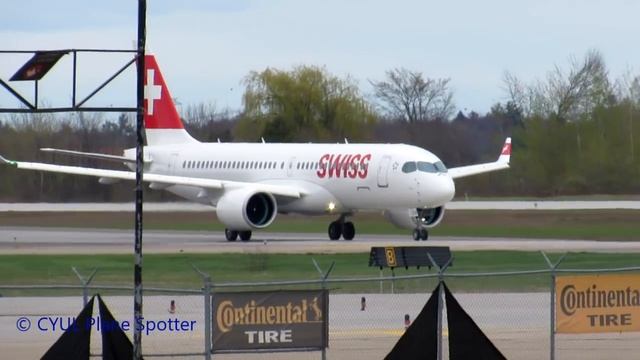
[183,102,238,142]
[615,69,640,161]
[503,49,612,122]
[615,69,640,106]
[6,107,59,133]
[184,102,223,127]
[502,71,531,117]
[370,68,455,123]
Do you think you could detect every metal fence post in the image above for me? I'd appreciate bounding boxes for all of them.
[437,277,444,360]
[541,252,567,360]
[391,268,395,294]
[549,270,556,360]
[72,267,97,306]
[428,254,452,360]
[312,258,335,360]
[204,279,212,360]
[193,265,212,360]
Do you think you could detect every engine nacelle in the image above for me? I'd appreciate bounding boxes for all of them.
[216,189,277,230]
[384,206,445,230]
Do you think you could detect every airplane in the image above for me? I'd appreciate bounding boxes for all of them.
[0,54,511,242]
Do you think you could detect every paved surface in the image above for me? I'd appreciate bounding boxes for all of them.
[1,206,638,358]
[2,226,640,254]
[2,200,640,212]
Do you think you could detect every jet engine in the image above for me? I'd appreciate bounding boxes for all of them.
[216,189,277,230]
[384,206,445,230]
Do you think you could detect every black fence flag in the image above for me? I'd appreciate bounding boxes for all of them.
[385,282,440,360]
[41,296,94,360]
[97,295,134,360]
[444,283,506,360]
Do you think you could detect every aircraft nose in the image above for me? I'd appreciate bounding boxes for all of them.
[434,176,455,205]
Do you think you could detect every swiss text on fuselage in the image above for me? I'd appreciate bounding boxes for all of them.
[316,154,371,179]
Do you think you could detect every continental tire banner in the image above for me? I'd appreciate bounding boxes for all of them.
[212,290,328,352]
[556,274,640,333]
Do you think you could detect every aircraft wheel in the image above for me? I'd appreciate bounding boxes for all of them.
[342,222,355,240]
[328,221,342,240]
[420,228,429,241]
[239,231,252,242]
[412,229,421,241]
[225,229,238,242]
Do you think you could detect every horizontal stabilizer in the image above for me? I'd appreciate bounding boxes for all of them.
[0,154,16,165]
[40,148,146,163]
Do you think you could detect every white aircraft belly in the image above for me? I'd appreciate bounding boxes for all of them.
[166,185,213,205]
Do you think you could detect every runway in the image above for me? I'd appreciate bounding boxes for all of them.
[2,200,640,212]
[1,226,639,254]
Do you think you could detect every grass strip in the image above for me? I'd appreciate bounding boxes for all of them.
[1,251,638,295]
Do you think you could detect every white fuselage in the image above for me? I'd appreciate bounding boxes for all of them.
[0,53,508,240]
[138,142,456,215]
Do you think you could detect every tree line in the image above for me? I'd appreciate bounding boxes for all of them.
[1,49,638,201]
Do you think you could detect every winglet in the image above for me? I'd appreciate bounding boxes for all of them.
[497,137,511,164]
[447,137,511,179]
[0,154,17,166]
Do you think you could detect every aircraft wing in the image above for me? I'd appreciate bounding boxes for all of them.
[447,137,511,179]
[0,155,304,199]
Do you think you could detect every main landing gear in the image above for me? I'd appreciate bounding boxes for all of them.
[412,228,429,241]
[328,215,355,241]
[225,228,252,242]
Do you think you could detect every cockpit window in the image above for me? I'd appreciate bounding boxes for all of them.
[401,161,417,173]
[417,161,437,173]
[434,161,448,173]
[403,160,448,174]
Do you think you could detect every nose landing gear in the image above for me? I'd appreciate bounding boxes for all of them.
[225,229,238,241]
[412,228,429,241]
[225,229,253,242]
[239,231,252,241]
[328,215,355,240]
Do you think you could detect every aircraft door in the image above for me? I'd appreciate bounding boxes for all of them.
[168,153,179,175]
[377,155,391,188]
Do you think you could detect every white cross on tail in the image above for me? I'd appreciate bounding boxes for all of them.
[144,69,162,115]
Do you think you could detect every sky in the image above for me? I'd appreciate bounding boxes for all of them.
[1,0,639,116]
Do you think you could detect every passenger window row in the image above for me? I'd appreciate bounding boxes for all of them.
[181,159,370,172]
[296,162,366,170]
[296,162,319,170]
[183,160,284,170]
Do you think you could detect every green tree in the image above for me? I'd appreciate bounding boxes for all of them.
[235,66,376,142]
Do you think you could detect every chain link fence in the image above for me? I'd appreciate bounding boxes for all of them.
[1,266,639,359]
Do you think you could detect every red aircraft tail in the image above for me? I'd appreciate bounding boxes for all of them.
[143,55,196,144]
